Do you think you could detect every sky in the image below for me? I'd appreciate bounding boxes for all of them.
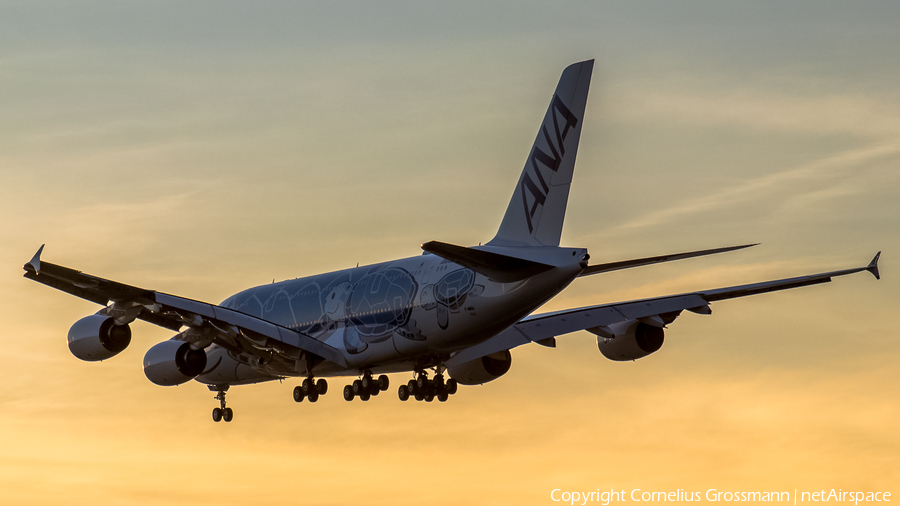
[1,1,898,504]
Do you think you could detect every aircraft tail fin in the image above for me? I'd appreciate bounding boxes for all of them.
[488,60,594,247]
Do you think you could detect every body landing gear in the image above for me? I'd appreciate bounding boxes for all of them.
[293,377,327,403]
[398,371,457,403]
[211,385,233,422]
[344,373,389,401]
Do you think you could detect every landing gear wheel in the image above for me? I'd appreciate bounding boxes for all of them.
[343,385,354,401]
[378,375,390,391]
[446,379,458,395]
[407,379,417,396]
[424,392,434,402]
[301,378,312,395]
[352,379,363,395]
[434,374,445,390]
[316,379,328,395]
[361,375,371,391]
[360,391,371,401]
[438,391,449,402]
[293,386,304,403]
[212,386,230,422]
[398,384,410,401]
[308,390,319,403]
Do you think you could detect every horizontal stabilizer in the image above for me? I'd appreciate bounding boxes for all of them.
[579,244,758,277]
[421,241,555,283]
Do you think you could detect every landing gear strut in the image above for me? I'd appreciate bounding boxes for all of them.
[343,372,389,401]
[293,377,327,403]
[398,369,457,403]
[211,385,233,422]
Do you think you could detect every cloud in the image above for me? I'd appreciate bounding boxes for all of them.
[610,79,900,138]
[614,141,900,231]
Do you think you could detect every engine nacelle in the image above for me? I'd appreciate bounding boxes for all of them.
[447,350,512,385]
[596,320,665,361]
[143,340,208,386]
[68,314,132,361]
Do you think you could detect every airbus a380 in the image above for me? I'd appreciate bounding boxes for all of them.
[24,60,881,422]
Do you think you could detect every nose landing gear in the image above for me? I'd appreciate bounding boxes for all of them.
[211,385,233,422]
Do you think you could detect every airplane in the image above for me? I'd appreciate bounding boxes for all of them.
[23,60,881,422]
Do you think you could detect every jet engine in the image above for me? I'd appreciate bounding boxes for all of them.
[447,350,512,385]
[143,340,208,386]
[68,314,132,361]
[595,319,664,361]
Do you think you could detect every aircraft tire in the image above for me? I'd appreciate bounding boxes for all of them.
[316,379,328,395]
[212,407,222,422]
[343,385,354,401]
[446,379,458,395]
[438,392,449,402]
[308,391,319,403]
[223,407,233,422]
[360,391,370,401]
[352,379,363,395]
[378,375,389,391]
[293,386,304,402]
[398,384,410,401]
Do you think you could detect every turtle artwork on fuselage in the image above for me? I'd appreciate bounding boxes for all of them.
[219,261,484,355]
[422,268,477,330]
[341,266,418,354]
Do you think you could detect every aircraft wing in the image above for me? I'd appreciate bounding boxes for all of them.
[444,252,881,367]
[22,246,349,368]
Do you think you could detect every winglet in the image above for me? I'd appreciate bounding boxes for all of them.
[24,245,44,274]
[867,251,881,280]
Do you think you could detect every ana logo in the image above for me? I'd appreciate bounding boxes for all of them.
[520,94,579,233]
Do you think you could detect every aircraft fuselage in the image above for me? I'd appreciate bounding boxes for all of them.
[194,248,587,385]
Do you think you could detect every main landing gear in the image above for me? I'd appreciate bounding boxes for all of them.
[343,372,389,401]
[293,377,327,403]
[211,385,233,422]
[397,370,457,402]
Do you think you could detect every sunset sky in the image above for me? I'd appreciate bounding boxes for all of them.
[1,2,897,505]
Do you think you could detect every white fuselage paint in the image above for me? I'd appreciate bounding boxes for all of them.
[194,248,586,386]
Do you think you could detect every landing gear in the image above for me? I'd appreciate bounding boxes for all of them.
[398,370,458,403]
[294,377,327,403]
[211,386,233,422]
[344,372,389,401]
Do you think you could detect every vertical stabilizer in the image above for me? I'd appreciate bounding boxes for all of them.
[488,60,593,247]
